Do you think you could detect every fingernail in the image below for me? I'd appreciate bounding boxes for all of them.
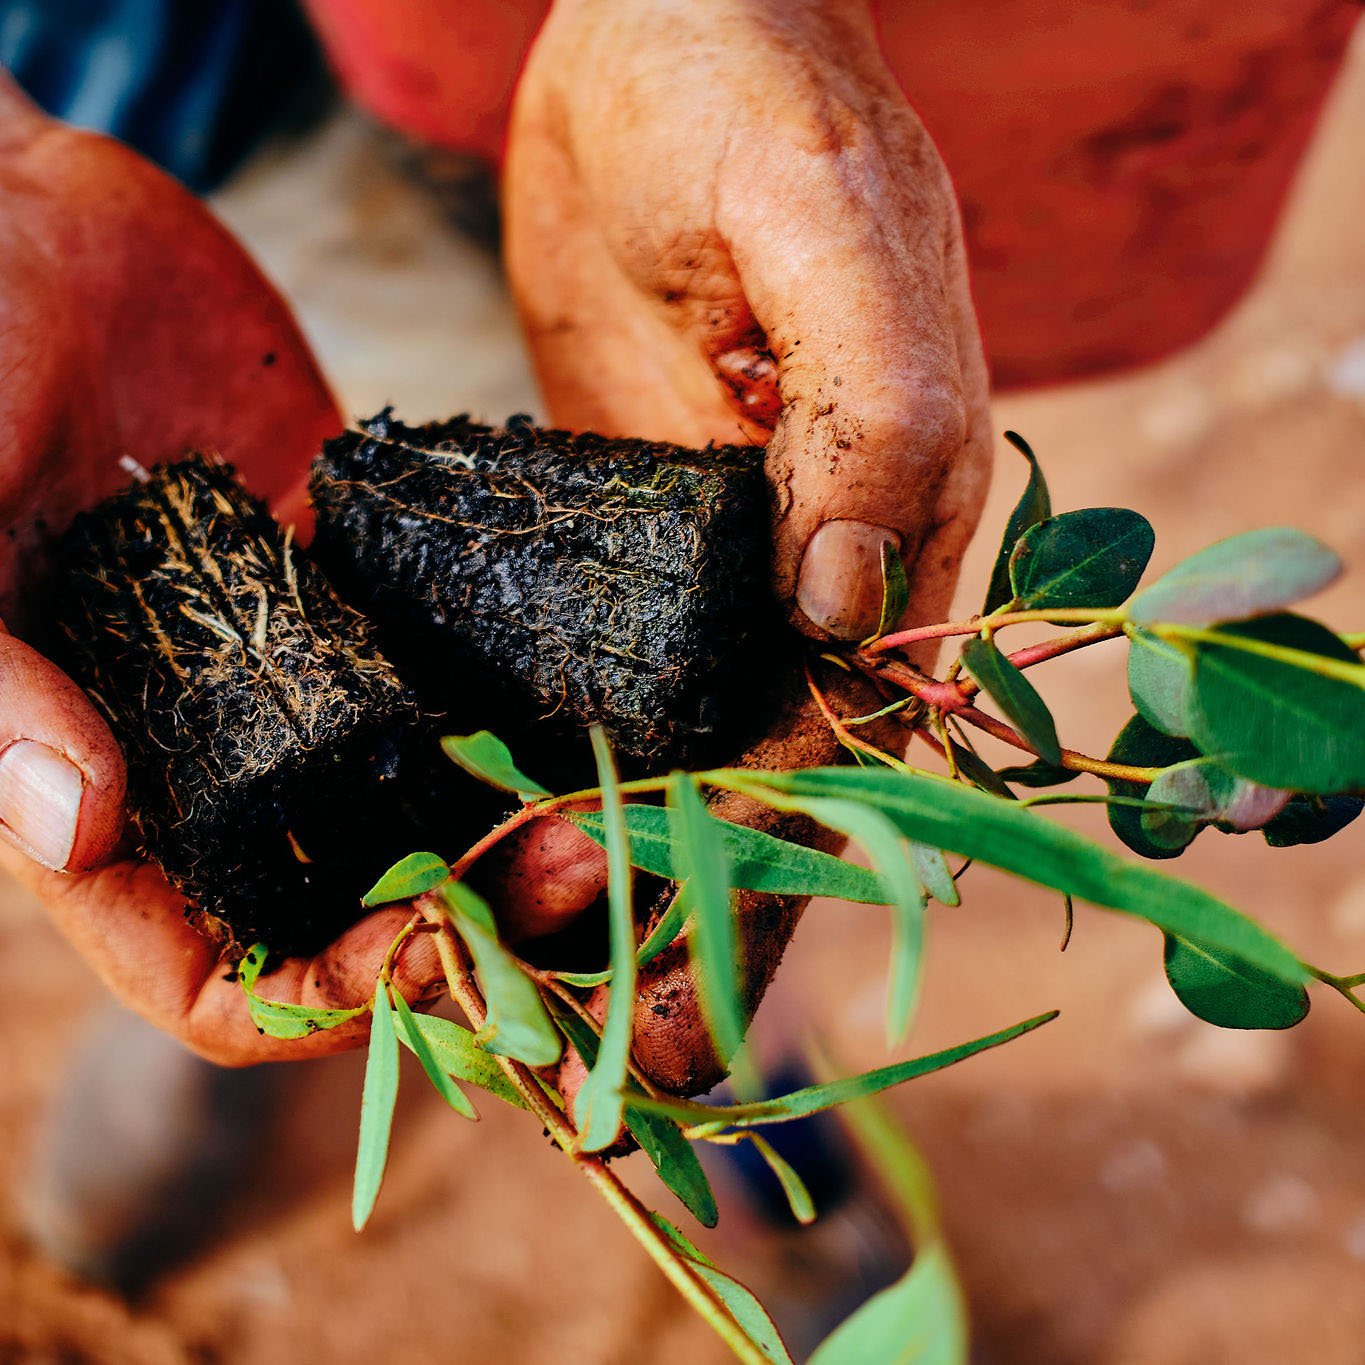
[0,741,84,870]
[796,520,901,640]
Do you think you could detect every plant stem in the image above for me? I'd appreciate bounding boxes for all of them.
[866,607,1124,656]
[1307,965,1365,1016]
[1154,623,1365,686]
[957,622,1126,700]
[417,897,770,1365]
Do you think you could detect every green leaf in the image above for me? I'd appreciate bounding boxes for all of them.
[397,1012,525,1110]
[390,990,477,1119]
[1127,628,1195,737]
[1163,934,1310,1030]
[352,984,400,1231]
[668,773,744,1068]
[997,759,1080,788]
[946,739,1017,799]
[1263,794,1365,848]
[753,793,928,1044]
[1104,717,1201,860]
[238,944,366,1040]
[1139,759,1215,852]
[574,728,637,1152]
[747,1133,816,1224]
[647,1214,794,1365]
[983,430,1051,613]
[551,1004,718,1227]
[440,730,550,798]
[908,842,959,908]
[628,1012,1057,1129]
[725,767,1306,986]
[1129,527,1342,627]
[960,637,1062,765]
[865,540,911,644]
[1009,508,1154,611]
[1187,613,1365,793]
[811,1243,966,1365]
[361,852,450,907]
[438,883,561,1067]
[570,805,890,905]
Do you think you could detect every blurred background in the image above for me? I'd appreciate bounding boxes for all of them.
[1,6,1364,1362]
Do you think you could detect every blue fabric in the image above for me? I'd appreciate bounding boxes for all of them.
[0,0,325,192]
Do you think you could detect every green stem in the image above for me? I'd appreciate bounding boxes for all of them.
[1307,965,1365,1016]
[419,900,770,1365]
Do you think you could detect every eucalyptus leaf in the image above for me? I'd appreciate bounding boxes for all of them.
[1104,716,1201,861]
[909,841,959,908]
[238,944,366,1040]
[570,805,890,904]
[1128,628,1195,737]
[399,1013,525,1110]
[647,1214,794,1365]
[440,730,550,798]
[960,637,1062,764]
[747,1134,816,1225]
[1263,794,1365,848]
[438,883,561,1068]
[627,1012,1057,1129]
[946,739,1017,799]
[1140,760,1214,852]
[668,772,744,1068]
[983,430,1051,613]
[997,759,1080,789]
[1187,613,1365,793]
[1009,508,1154,612]
[574,728,637,1152]
[1163,934,1309,1030]
[361,852,450,907]
[352,984,400,1231]
[724,767,1305,985]
[1129,527,1342,627]
[865,539,911,643]
[390,989,477,1119]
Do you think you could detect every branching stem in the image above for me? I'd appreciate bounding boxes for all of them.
[867,606,1124,655]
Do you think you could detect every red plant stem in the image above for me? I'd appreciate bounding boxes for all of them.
[867,606,1120,655]
[957,622,1126,699]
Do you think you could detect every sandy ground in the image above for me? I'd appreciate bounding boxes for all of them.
[2,29,1364,1365]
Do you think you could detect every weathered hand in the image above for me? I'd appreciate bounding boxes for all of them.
[505,0,991,642]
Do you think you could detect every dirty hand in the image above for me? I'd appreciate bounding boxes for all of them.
[0,76,467,1064]
[505,0,991,641]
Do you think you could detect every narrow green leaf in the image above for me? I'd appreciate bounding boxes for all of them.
[1187,613,1365,793]
[647,1214,795,1365]
[1009,507,1154,611]
[1104,717,1201,861]
[810,1244,966,1365]
[361,852,450,907]
[669,773,743,1067]
[627,1012,1057,1129]
[1127,628,1195,737]
[748,1133,817,1224]
[946,738,1017,799]
[440,730,550,798]
[400,1013,525,1110]
[983,430,1051,614]
[570,805,890,905]
[908,842,959,908]
[960,637,1062,765]
[1163,934,1310,1030]
[725,767,1306,985]
[390,989,477,1119]
[865,540,911,643]
[238,944,366,1040]
[574,728,637,1152]
[1263,794,1364,848]
[352,984,400,1231]
[1129,527,1342,627]
[438,883,561,1068]
[996,759,1080,788]
[551,1003,718,1227]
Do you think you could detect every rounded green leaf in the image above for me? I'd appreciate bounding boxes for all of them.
[1140,760,1210,851]
[1163,934,1309,1030]
[1009,508,1154,611]
[1129,527,1342,627]
[1188,614,1365,793]
[1128,628,1195,737]
[1104,716,1201,860]
[1263,793,1365,848]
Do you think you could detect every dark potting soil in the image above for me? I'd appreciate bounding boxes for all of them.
[52,455,498,957]
[309,411,777,779]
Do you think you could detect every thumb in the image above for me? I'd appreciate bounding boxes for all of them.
[0,628,125,872]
